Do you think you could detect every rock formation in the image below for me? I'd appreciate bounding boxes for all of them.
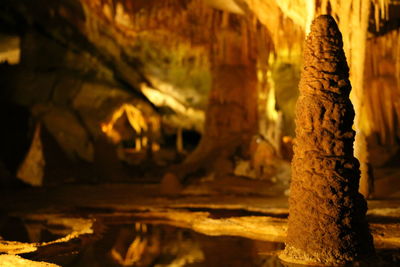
[282,15,374,265]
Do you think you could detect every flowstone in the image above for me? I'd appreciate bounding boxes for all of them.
[281,15,374,265]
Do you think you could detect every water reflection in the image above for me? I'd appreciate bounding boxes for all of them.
[3,218,399,266]
[0,216,63,243]
[73,222,284,267]
[109,222,204,266]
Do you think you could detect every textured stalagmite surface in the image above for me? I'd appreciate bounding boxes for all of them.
[282,15,375,265]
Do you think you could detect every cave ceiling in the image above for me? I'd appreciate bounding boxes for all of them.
[0,0,399,137]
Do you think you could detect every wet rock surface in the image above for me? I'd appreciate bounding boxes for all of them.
[283,15,375,265]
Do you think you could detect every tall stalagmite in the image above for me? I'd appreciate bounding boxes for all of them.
[282,15,374,265]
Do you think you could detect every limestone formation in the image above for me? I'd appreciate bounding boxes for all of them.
[282,15,374,265]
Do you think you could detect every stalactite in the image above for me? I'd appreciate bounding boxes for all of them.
[243,0,304,61]
[365,29,400,146]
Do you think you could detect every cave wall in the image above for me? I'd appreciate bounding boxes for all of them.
[0,0,277,184]
[0,0,399,185]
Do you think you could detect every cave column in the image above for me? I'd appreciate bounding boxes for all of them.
[182,12,259,170]
[203,63,258,144]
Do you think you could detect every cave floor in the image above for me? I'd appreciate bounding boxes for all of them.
[1,176,288,214]
[1,176,400,266]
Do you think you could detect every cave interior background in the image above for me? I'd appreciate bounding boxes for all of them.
[1,0,400,266]
[0,0,399,191]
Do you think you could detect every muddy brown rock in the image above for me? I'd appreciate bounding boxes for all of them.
[282,15,374,265]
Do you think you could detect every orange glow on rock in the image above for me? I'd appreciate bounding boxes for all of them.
[101,104,148,144]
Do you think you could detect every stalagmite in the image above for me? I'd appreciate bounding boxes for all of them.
[281,15,374,265]
[176,128,184,154]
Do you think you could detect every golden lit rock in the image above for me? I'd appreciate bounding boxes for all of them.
[16,124,45,186]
